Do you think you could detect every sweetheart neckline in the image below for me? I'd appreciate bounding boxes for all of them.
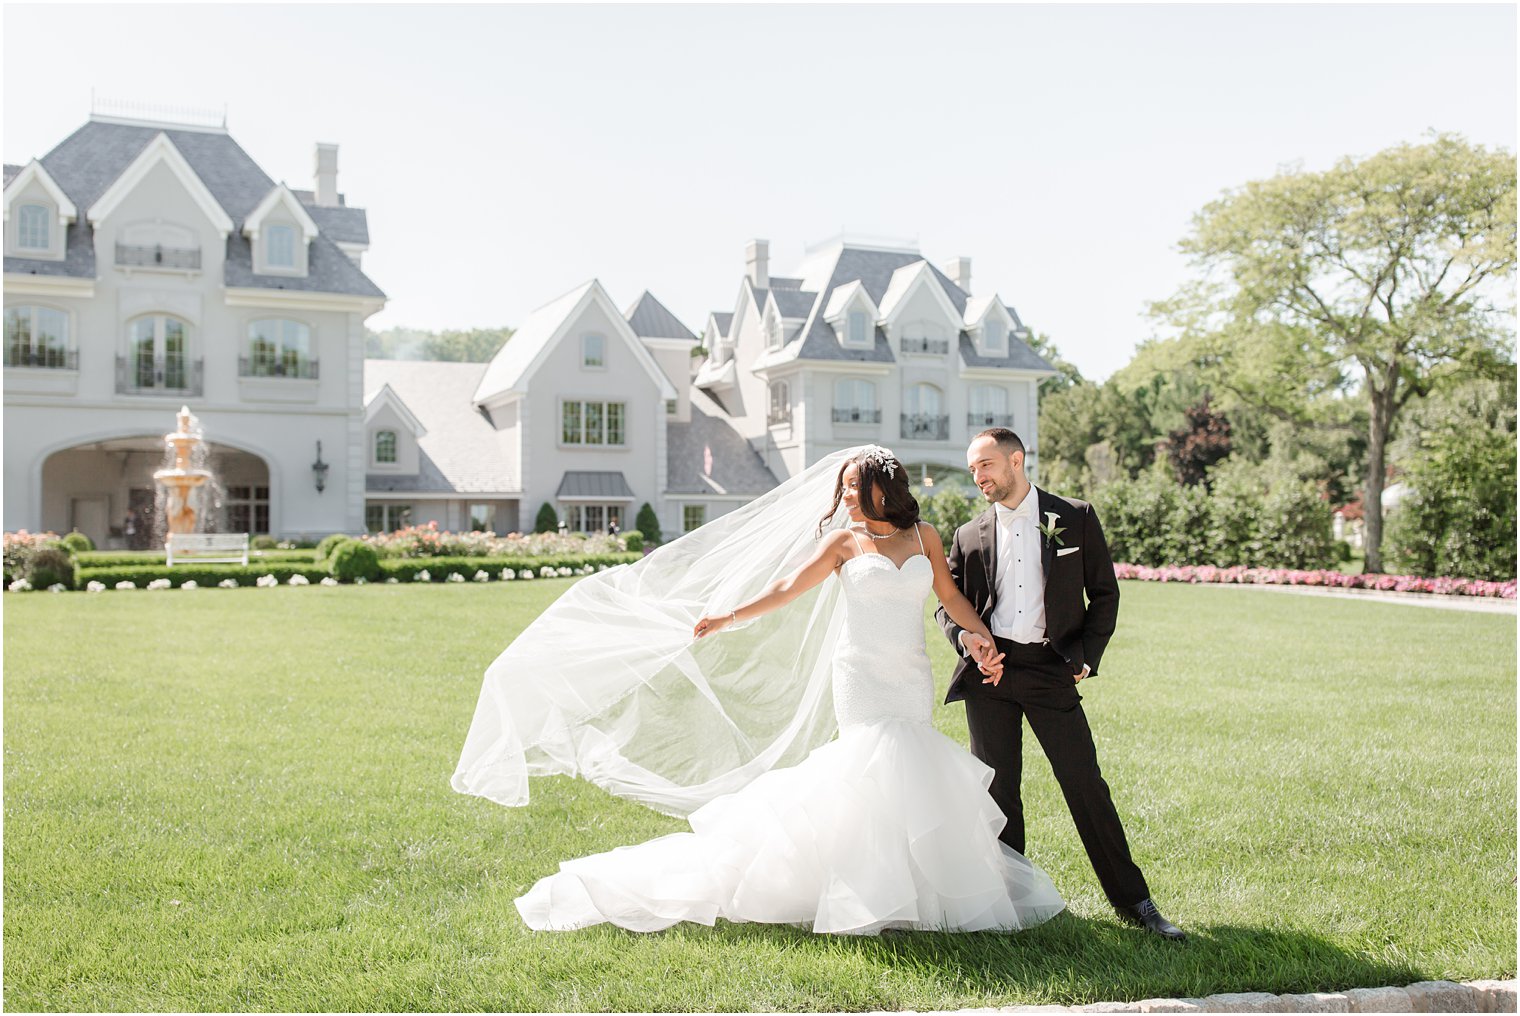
[843,552,932,576]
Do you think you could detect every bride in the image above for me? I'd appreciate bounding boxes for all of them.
[453,445,1065,935]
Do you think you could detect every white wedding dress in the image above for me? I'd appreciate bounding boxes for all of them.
[515,529,1066,936]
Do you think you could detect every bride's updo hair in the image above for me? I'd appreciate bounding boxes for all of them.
[817,448,922,537]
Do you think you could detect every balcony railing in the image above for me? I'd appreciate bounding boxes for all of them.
[240,356,320,380]
[116,355,204,396]
[833,407,882,424]
[901,336,950,355]
[7,347,77,370]
[968,413,1016,428]
[115,243,201,270]
[901,413,950,441]
[767,405,792,426]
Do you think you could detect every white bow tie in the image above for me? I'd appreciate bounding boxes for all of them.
[996,503,1033,523]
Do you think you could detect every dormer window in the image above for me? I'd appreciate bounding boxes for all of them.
[766,312,782,350]
[374,430,398,464]
[17,204,49,250]
[984,319,1007,354]
[582,333,605,368]
[266,225,296,268]
[847,311,869,348]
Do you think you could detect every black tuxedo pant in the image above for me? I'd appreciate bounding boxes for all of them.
[964,637,1150,909]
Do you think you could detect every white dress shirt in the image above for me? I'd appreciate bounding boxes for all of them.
[989,485,1047,643]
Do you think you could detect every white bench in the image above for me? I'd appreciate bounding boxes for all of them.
[167,532,250,566]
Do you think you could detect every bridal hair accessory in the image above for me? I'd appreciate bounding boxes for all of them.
[860,445,898,478]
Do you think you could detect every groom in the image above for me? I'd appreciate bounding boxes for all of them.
[936,428,1185,941]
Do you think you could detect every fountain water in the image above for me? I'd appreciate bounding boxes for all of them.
[153,406,214,546]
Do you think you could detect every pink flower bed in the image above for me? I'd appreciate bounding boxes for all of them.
[1113,563,1517,600]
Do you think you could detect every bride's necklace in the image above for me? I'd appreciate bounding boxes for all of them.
[863,525,901,541]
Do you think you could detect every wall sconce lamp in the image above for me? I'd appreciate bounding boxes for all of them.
[312,441,329,494]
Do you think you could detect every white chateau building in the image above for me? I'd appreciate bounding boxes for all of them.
[4,111,384,546]
[4,111,1055,545]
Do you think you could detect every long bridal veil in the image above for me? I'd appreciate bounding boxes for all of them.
[452,447,869,818]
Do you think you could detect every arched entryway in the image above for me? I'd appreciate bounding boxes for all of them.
[40,438,270,549]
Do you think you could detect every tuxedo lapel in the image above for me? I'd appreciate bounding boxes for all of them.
[975,508,997,609]
[1037,487,1059,581]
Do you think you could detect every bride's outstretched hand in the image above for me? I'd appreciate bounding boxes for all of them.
[693,614,731,639]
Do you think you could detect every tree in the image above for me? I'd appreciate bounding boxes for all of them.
[1165,395,1232,486]
[1023,330,1084,395]
[635,503,662,545]
[365,326,514,362]
[534,502,558,534]
[1151,133,1516,571]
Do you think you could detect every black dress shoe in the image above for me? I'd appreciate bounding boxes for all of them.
[1114,898,1186,940]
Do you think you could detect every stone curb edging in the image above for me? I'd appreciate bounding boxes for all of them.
[894,978,1517,1014]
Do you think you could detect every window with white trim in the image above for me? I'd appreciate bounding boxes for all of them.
[560,399,626,446]
[247,318,314,378]
[18,204,49,250]
[969,385,1011,427]
[365,503,412,533]
[565,504,624,534]
[767,380,790,425]
[266,224,296,268]
[765,312,782,350]
[582,333,605,368]
[984,319,1007,353]
[469,503,496,532]
[5,305,70,368]
[847,310,869,347]
[683,504,707,532]
[833,378,878,423]
[665,398,678,416]
[226,485,272,534]
[374,430,397,464]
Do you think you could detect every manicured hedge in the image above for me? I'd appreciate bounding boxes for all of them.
[378,553,639,582]
[73,551,642,589]
[75,549,316,568]
[77,563,330,588]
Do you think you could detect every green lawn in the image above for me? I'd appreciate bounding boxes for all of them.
[4,581,1515,1011]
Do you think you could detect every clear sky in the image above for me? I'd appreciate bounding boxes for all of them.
[4,3,1515,380]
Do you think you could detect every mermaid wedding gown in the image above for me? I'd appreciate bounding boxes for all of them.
[515,531,1066,936]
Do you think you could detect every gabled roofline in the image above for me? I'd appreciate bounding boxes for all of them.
[3,160,77,222]
[364,382,428,437]
[86,133,234,237]
[476,279,677,404]
[879,260,963,327]
[244,183,320,241]
[964,293,1016,329]
[822,279,880,323]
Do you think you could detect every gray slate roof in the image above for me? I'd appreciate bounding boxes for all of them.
[625,290,696,340]
[710,311,733,338]
[666,389,782,496]
[557,471,636,499]
[770,287,817,319]
[758,245,1051,372]
[3,164,20,187]
[363,360,518,494]
[3,119,382,298]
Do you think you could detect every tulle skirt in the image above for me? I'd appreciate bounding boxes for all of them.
[515,719,1066,935]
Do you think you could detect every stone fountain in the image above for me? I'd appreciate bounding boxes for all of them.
[154,405,213,544]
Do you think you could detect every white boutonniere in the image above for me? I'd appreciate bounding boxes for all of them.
[1038,511,1066,547]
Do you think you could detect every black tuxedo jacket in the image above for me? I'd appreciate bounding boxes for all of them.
[935,488,1121,703]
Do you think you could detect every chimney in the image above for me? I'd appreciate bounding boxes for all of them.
[943,256,972,294]
[746,238,769,288]
[314,143,339,207]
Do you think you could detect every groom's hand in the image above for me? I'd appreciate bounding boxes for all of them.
[961,633,1006,686]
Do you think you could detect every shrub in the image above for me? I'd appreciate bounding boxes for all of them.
[78,563,329,589]
[25,547,76,591]
[61,531,94,554]
[635,503,662,546]
[622,530,644,553]
[379,551,638,582]
[534,503,558,534]
[921,490,977,547]
[316,533,350,562]
[251,535,278,550]
[328,540,382,583]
